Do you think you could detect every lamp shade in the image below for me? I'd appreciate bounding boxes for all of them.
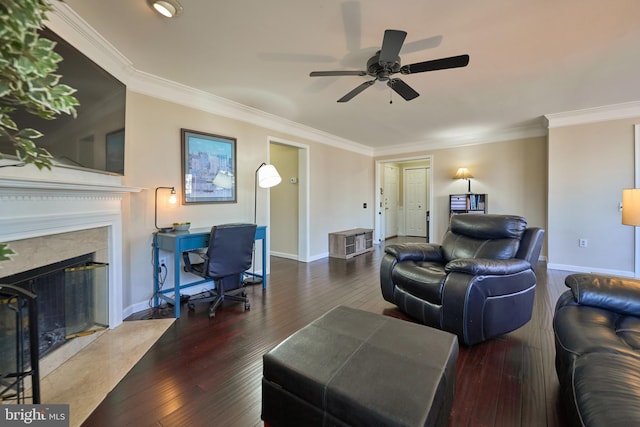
[257,164,282,188]
[453,167,473,180]
[623,189,640,226]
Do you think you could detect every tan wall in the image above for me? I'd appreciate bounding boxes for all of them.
[376,136,548,249]
[121,92,375,307]
[548,117,638,274]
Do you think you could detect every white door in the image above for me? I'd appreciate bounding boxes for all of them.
[384,165,399,238]
[404,167,428,237]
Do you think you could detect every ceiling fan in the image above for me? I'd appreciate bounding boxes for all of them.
[310,29,470,103]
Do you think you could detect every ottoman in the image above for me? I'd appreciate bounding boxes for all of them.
[261,305,458,427]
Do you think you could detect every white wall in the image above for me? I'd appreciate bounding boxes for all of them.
[548,117,639,275]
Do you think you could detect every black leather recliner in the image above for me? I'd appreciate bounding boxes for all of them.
[380,214,544,346]
[554,273,640,426]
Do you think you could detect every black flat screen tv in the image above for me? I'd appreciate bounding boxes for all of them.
[0,27,126,175]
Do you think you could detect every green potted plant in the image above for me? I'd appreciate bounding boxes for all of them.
[0,0,80,261]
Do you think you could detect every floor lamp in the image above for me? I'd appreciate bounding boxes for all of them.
[245,163,282,285]
[454,167,473,193]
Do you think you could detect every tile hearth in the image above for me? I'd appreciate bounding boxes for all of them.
[40,318,174,427]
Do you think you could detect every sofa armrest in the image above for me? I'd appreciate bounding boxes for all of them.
[384,243,444,262]
[565,273,640,316]
[445,258,531,276]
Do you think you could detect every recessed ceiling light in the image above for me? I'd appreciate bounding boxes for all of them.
[147,0,183,18]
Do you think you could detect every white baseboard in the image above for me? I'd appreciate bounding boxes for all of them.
[308,252,329,262]
[271,251,298,261]
[546,263,634,278]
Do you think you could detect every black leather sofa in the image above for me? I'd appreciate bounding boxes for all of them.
[380,214,544,346]
[553,273,640,426]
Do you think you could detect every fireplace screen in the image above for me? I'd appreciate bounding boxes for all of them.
[0,254,109,376]
[64,262,108,338]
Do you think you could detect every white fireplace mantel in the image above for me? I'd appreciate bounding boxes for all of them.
[0,175,141,194]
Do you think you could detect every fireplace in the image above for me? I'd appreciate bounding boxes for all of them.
[0,253,108,361]
[0,167,141,378]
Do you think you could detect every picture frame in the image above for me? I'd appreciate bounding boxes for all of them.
[105,128,125,175]
[181,129,237,204]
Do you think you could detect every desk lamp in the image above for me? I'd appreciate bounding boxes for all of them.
[245,163,282,285]
[155,186,177,232]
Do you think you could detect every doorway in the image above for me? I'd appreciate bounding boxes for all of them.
[375,156,433,244]
[268,137,310,262]
[383,165,399,239]
[404,167,429,237]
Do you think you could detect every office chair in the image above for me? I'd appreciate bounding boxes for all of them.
[182,223,257,318]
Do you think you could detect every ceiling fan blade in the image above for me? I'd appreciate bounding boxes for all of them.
[387,78,419,101]
[310,70,367,77]
[379,29,407,65]
[401,54,470,74]
[337,80,376,102]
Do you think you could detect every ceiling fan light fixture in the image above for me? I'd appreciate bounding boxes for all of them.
[148,0,183,18]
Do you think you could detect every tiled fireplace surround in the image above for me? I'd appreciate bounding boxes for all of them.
[0,168,140,376]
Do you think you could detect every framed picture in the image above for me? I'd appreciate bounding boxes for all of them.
[181,129,237,204]
[105,128,125,175]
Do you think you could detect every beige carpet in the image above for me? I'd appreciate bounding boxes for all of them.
[40,318,175,427]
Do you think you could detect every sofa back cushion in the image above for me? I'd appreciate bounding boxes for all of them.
[442,214,526,261]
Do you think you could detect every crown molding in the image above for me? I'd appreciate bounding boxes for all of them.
[47,3,373,157]
[47,2,137,85]
[545,101,640,128]
[128,70,374,156]
[373,121,548,157]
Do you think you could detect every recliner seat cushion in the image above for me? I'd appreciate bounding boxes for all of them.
[392,261,446,304]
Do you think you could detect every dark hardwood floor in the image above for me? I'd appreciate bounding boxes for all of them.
[82,238,571,427]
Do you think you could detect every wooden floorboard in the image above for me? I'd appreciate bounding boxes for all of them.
[82,239,572,427]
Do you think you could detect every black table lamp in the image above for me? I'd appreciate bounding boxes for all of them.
[155,186,177,232]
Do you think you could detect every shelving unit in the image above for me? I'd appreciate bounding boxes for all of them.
[450,193,487,216]
[329,229,373,259]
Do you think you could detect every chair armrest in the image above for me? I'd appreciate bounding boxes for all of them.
[384,243,444,262]
[182,251,194,271]
[445,258,531,276]
[182,251,206,275]
[564,273,640,316]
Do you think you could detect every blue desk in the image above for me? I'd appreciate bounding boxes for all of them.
[152,225,267,318]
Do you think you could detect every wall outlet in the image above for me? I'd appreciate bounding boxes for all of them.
[579,238,588,248]
[159,256,168,268]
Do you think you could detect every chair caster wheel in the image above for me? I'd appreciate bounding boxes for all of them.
[188,303,195,311]
[208,311,215,318]
[245,302,251,310]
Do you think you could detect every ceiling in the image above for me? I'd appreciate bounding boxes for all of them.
[60,0,640,152]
